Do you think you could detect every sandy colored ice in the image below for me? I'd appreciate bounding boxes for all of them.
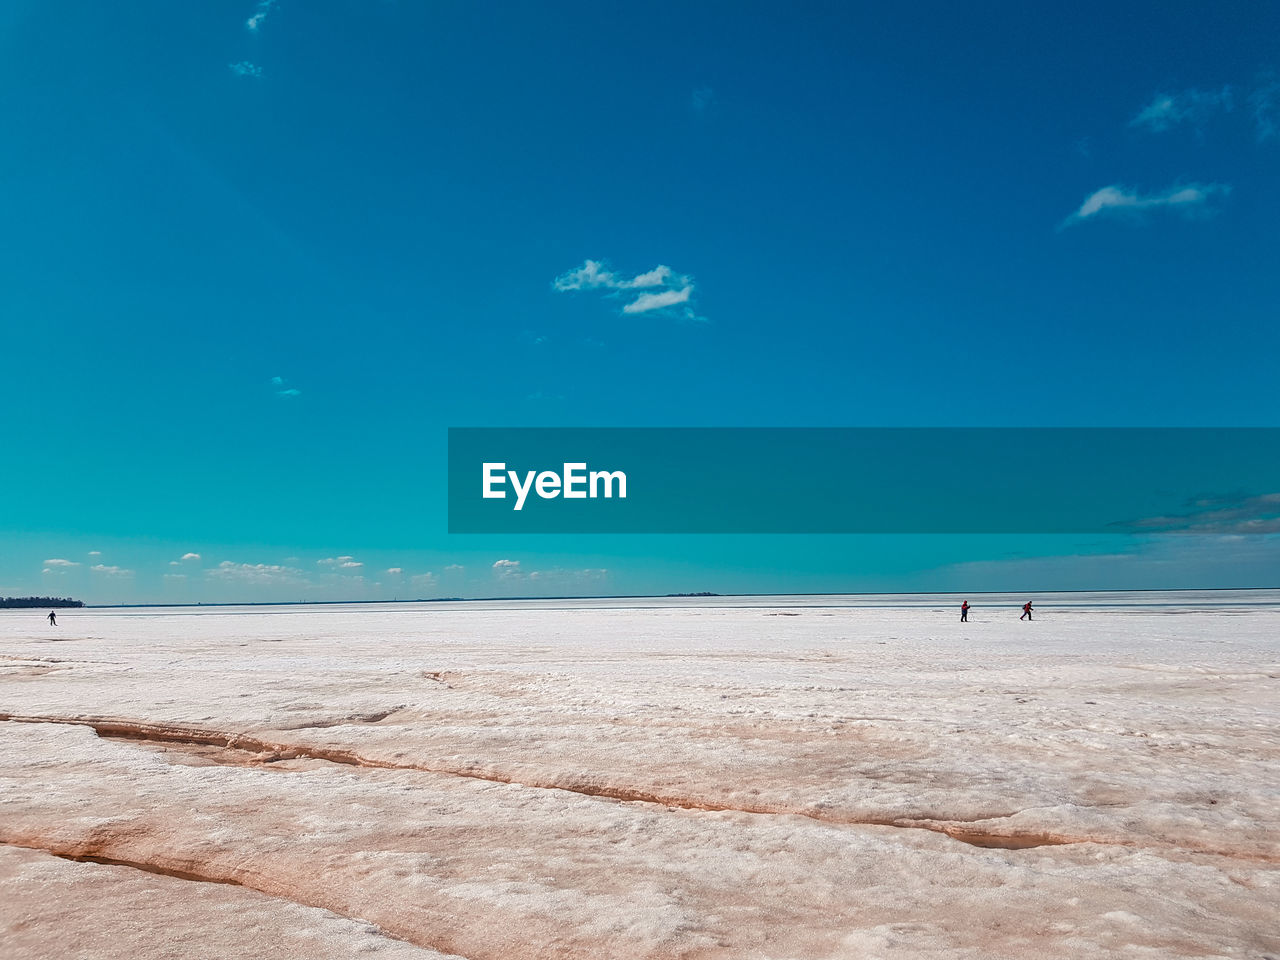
[1,594,1278,958]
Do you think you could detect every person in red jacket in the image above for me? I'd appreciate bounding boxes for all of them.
[1020,601,1033,621]
[960,601,969,622]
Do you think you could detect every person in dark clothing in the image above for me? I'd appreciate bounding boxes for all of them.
[48,611,57,626]
[1020,601,1033,621]
[960,601,969,622]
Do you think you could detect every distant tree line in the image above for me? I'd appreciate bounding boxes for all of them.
[0,596,85,609]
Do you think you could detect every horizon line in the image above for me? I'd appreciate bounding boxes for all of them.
[55,584,1280,609]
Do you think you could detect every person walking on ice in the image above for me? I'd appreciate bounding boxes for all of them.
[960,600,969,622]
[47,610,57,626]
[1020,601,1033,621]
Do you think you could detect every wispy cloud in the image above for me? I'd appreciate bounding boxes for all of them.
[87,551,101,557]
[386,567,403,575]
[43,558,79,568]
[526,567,609,584]
[553,260,685,292]
[181,552,201,561]
[229,61,263,79]
[91,564,133,577]
[246,0,276,32]
[1251,74,1280,141]
[208,560,306,585]
[318,556,363,570]
[492,559,522,579]
[934,534,1280,592]
[623,286,693,314]
[270,375,301,398]
[691,86,717,114]
[489,559,608,587]
[553,259,706,322]
[1130,87,1232,133]
[1060,183,1229,228]
[1115,492,1280,534]
[1131,77,1280,142]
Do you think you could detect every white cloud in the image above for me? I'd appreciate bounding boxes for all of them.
[1061,183,1230,228]
[271,375,301,398]
[622,265,679,289]
[208,561,306,585]
[623,285,693,314]
[444,564,464,573]
[43,558,79,568]
[87,551,101,557]
[91,564,133,577]
[1130,78,1280,142]
[553,259,703,319]
[181,552,201,561]
[229,61,263,79]
[553,260,689,292]
[488,561,608,588]
[1130,87,1231,133]
[411,572,438,588]
[553,259,618,291]
[318,556,363,570]
[386,567,403,575]
[1131,95,1179,131]
[245,0,276,31]
[492,559,522,579]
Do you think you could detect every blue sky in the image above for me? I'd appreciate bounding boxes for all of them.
[3,0,1278,602]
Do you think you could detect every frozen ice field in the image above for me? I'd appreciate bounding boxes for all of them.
[1,593,1277,958]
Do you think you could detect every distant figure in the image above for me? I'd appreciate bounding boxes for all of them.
[960,601,969,622]
[48,610,57,626]
[1020,601,1033,621]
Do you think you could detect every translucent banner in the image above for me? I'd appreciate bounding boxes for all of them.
[447,428,1280,534]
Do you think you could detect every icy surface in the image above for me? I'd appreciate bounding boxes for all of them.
[1,594,1278,958]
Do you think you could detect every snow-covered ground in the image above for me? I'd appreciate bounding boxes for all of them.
[1,594,1277,958]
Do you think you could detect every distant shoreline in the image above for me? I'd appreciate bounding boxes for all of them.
[53,586,1280,610]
